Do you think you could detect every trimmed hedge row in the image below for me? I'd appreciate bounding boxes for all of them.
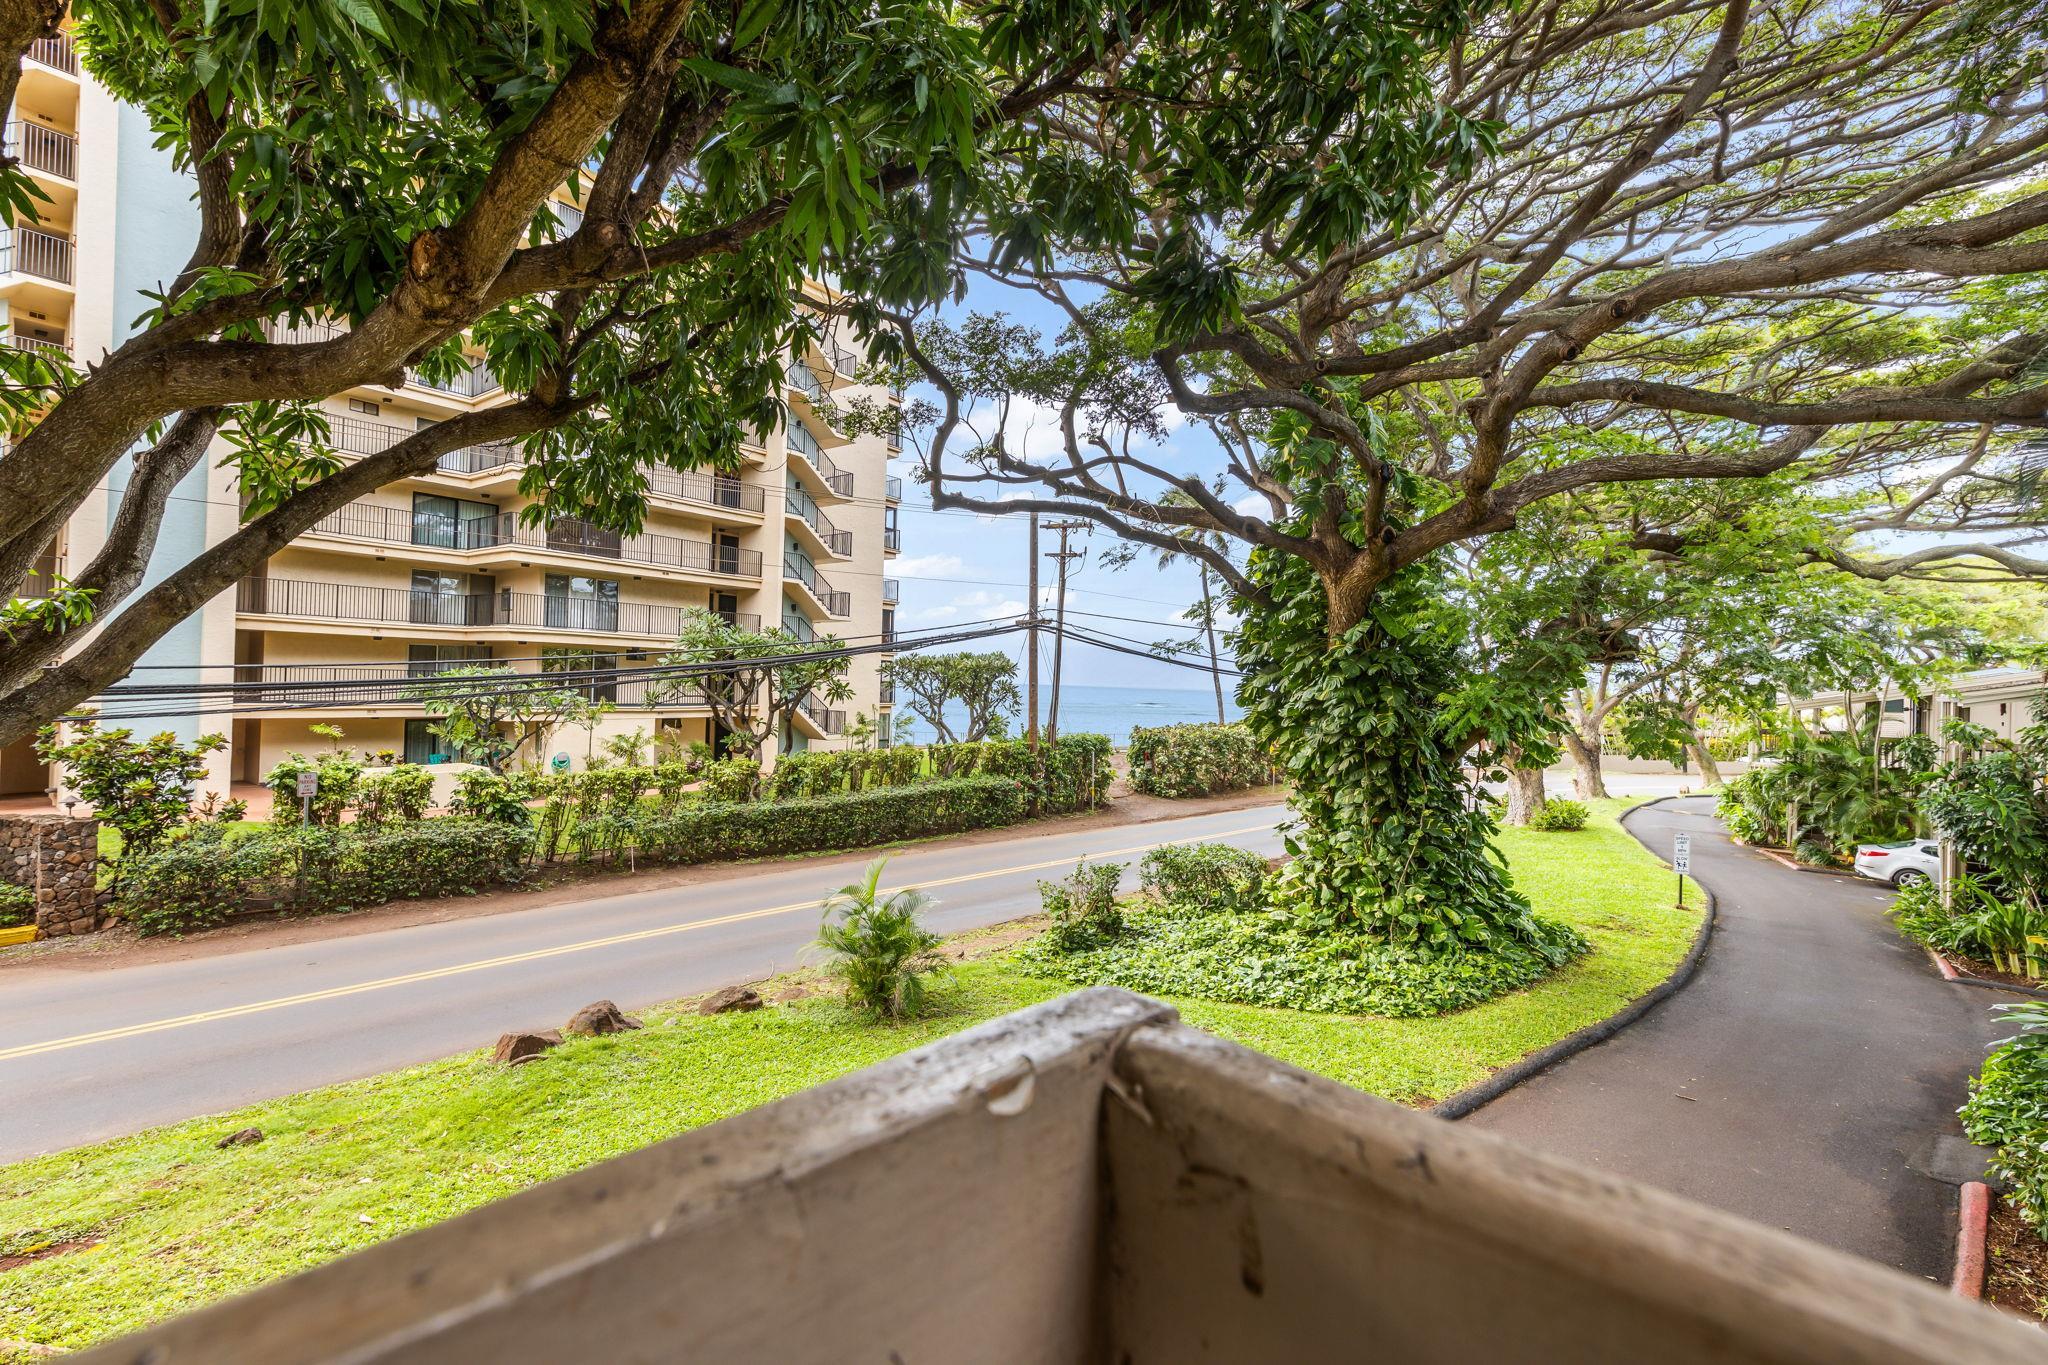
[632,777,1030,864]
[1128,722,1271,798]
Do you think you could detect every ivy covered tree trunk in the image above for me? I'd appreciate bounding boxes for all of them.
[1504,757,1548,827]
[1561,729,1610,800]
[1234,557,1580,964]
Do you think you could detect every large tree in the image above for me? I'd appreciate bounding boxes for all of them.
[884,651,1019,743]
[651,610,851,763]
[880,0,2048,957]
[0,0,1481,743]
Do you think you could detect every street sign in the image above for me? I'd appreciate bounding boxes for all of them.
[296,771,318,799]
[1672,831,1691,873]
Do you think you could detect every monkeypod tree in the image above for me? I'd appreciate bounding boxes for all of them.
[651,611,852,763]
[884,652,1020,743]
[885,0,2048,958]
[0,0,1479,744]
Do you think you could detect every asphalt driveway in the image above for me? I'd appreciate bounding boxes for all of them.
[1468,796,2020,1281]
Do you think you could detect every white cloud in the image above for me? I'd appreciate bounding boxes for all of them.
[889,553,965,579]
[907,588,1026,625]
[1231,493,1268,516]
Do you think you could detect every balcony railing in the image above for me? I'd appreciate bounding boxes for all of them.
[223,660,738,710]
[267,317,502,399]
[882,578,900,604]
[308,502,762,577]
[5,121,76,180]
[784,484,851,557]
[883,526,901,552]
[26,35,76,74]
[885,475,903,502]
[647,468,765,515]
[0,226,73,283]
[783,552,851,618]
[786,420,853,497]
[798,695,846,736]
[785,357,829,406]
[237,577,718,639]
[6,332,70,366]
[878,680,895,705]
[436,440,523,474]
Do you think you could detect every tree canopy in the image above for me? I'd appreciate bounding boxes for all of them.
[884,651,1020,743]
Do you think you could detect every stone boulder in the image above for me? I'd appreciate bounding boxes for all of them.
[564,1000,643,1036]
[215,1127,264,1148]
[698,985,764,1015]
[492,1030,563,1065]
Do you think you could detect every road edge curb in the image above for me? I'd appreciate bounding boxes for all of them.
[1923,945,2048,1000]
[1954,1180,1991,1298]
[1433,794,1715,1122]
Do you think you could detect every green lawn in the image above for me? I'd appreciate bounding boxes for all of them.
[0,799,1696,1356]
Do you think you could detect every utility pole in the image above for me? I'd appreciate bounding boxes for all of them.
[1043,519,1090,740]
[1026,513,1040,753]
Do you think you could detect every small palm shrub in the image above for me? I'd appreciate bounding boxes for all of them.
[1039,860,1127,952]
[1962,1003,2048,1236]
[814,856,946,1020]
[1526,798,1588,832]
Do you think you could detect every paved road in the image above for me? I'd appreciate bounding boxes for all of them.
[1470,796,2018,1281]
[0,804,1288,1161]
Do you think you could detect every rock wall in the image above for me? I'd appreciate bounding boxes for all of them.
[0,814,100,937]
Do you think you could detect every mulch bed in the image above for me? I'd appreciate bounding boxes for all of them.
[1986,1197,2048,1324]
[1943,953,2048,993]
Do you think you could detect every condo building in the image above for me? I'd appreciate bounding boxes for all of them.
[0,29,904,803]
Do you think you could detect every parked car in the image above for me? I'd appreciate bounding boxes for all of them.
[1853,840,1941,888]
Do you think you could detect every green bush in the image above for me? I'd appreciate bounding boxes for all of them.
[0,882,34,929]
[1138,843,1268,912]
[636,778,1028,865]
[700,757,761,803]
[262,750,363,825]
[1038,860,1127,952]
[353,765,434,824]
[1128,722,1271,798]
[34,718,226,869]
[1525,798,1588,832]
[119,819,529,935]
[1793,836,1837,867]
[813,857,946,1019]
[1962,1002,2048,1238]
[449,769,533,825]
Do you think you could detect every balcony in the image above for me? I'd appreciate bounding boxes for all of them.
[224,659,732,711]
[81,988,2030,1364]
[0,226,72,284]
[885,475,903,503]
[647,468,765,519]
[307,502,763,579]
[786,420,853,499]
[784,357,831,407]
[784,484,852,559]
[6,332,70,367]
[26,35,76,75]
[883,526,901,553]
[5,122,76,180]
[878,680,895,705]
[236,577,717,641]
[783,551,851,619]
[794,694,846,737]
[266,318,502,401]
[882,578,900,604]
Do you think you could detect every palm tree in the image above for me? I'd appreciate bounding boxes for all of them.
[813,856,946,1019]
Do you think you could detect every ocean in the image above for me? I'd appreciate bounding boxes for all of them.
[897,682,1244,748]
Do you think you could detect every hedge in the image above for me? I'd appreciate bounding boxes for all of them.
[1128,722,1271,798]
[119,819,529,936]
[634,777,1029,865]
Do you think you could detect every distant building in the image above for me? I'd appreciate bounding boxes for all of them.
[0,24,904,804]
[1789,666,2046,742]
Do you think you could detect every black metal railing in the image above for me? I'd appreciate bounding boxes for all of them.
[883,526,901,552]
[5,122,76,180]
[224,661,722,710]
[307,502,762,577]
[237,577,726,639]
[783,552,851,618]
[0,226,72,283]
[799,695,846,735]
[647,468,765,514]
[785,483,851,557]
[26,34,76,74]
[786,420,854,497]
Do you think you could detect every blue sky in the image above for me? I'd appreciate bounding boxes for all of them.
[882,273,1241,694]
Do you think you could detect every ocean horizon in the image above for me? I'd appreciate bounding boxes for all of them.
[897,681,1244,748]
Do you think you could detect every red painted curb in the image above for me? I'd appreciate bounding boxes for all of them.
[1954,1181,1991,1299]
[1928,946,1963,982]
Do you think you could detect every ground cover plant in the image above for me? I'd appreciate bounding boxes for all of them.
[0,800,1696,1356]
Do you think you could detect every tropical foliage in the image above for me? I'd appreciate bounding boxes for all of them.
[1127,722,1271,799]
[1714,721,1923,858]
[883,652,1019,744]
[814,858,946,1020]
[1962,1003,2048,1238]
[33,718,226,871]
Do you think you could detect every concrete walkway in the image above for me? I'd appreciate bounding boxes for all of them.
[1470,796,2020,1281]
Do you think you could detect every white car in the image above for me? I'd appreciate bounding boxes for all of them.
[1853,840,1941,888]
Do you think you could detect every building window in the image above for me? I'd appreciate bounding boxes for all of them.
[412,492,496,549]
[348,397,380,416]
[407,643,493,677]
[404,718,447,765]
[543,646,618,703]
[544,574,619,631]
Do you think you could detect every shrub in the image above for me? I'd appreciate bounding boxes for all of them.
[449,770,533,825]
[353,765,433,825]
[636,778,1028,864]
[1138,843,1268,912]
[263,750,364,825]
[700,757,761,803]
[1793,836,1836,867]
[1038,860,1127,952]
[34,718,227,868]
[119,818,529,934]
[813,857,945,1019]
[0,882,33,929]
[1526,798,1588,832]
[1962,1002,2048,1237]
[1128,723,1271,798]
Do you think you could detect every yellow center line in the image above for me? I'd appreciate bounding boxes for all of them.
[0,819,1280,1064]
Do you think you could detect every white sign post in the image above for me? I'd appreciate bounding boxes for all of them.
[296,769,318,825]
[1672,831,1692,908]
